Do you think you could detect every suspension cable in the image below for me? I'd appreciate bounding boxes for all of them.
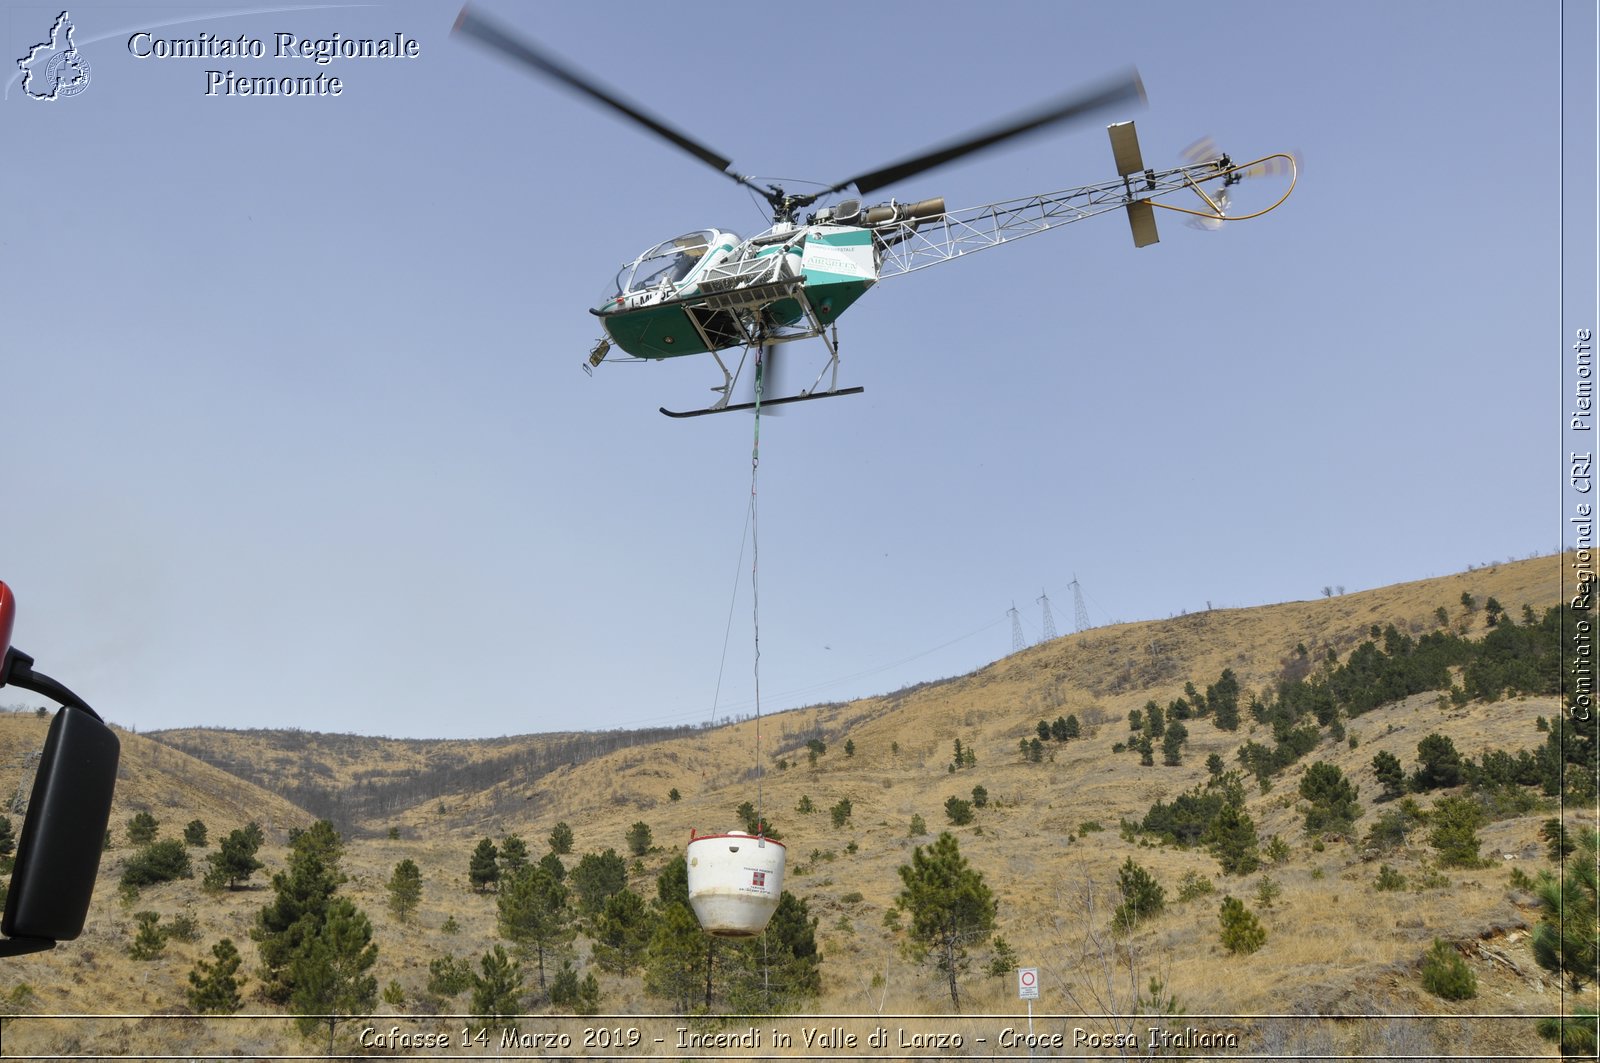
[750,340,765,833]
[750,339,772,998]
[709,498,752,722]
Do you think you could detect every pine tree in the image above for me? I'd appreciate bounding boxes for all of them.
[627,821,653,857]
[387,859,423,922]
[1219,896,1266,954]
[1111,858,1165,931]
[1429,796,1487,868]
[204,826,265,891]
[287,897,378,1039]
[1299,761,1361,835]
[1532,827,1599,993]
[987,936,1019,978]
[1161,721,1187,766]
[1205,802,1261,876]
[756,891,821,1001]
[471,944,524,1024]
[127,811,159,845]
[1372,750,1406,801]
[1413,733,1464,790]
[186,938,245,1014]
[427,955,474,998]
[1144,702,1166,739]
[570,849,628,916]
[128,911,166,960]
[591,888,653,974]
[469,838,500,892]
[499,835,530,877]
[251,841,343,1005]
[498,865,574,991]
[549,821,574,855]
[894,832,997,1009]
[643,899,707,1012]
[183,819,208,847]
[1208,669,1241,729]
[287,820,343,865]
[538,850,566,882]
[549,960,602,1014]
[944,796,974,826]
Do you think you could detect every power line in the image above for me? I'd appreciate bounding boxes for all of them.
[1008,602,1025,652]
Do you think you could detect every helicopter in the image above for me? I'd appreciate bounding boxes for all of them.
[453,7,1296,418]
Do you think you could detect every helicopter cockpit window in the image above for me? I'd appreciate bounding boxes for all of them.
[614,231,716,297]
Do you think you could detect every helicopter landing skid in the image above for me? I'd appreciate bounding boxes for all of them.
[660,387,864,418]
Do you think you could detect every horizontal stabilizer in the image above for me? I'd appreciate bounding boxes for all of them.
[1107,121,1145,177]
[1124,199,1159,248]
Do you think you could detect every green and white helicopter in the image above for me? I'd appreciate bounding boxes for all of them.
[455,8,1296,418]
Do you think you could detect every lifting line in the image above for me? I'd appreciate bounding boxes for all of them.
[749,338,772,993]
[750,340,765,833]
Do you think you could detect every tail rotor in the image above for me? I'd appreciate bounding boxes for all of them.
[1179,137,1301,231]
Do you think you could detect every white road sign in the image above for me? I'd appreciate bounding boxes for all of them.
[1018,966,1039,999]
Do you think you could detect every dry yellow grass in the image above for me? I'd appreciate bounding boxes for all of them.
[0,554,1580,1058]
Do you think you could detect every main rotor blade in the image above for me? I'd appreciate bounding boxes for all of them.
[453,6,739,180]
[832,69,1146,196]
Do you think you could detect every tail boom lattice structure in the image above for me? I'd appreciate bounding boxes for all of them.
[872,125,1294,279]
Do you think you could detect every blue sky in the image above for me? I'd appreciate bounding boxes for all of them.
[2,1,1591,739]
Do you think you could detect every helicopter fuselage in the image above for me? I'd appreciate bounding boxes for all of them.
[591,223,879,360]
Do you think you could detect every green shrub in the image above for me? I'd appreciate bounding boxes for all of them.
[1176,870,1215,902]
[829,798,853,828]
[1429,796,1487,868]
[1420,939,1477,1000]
[1366,799,1427,852]
[120,840,193,888]
[1374,864,1407,891]
[1219,896,1266,955]
[427,955,474,997]
[1112,858,1165,931]
[126,812,159,846]
[128,912,165,960]
[165,912,200,942]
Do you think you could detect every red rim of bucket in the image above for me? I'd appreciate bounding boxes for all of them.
[687,831,786,849]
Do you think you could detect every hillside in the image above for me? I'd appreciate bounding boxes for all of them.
[0,553,1587,1059]
[142,725,705,832]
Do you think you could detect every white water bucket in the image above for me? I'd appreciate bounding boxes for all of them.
[685,830,786,937]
